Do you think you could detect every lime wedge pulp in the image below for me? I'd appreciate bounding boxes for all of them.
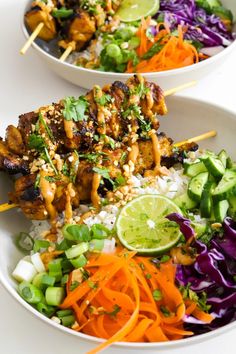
[116,0,160,22]
[116,194,182,255]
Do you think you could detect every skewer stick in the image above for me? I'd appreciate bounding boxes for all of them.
[164,81,197,97]
[20,22,44,55]
[0,203,19,212]
[174,130,217,147]
[59,42,75,62]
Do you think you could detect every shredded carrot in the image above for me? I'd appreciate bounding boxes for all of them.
[126,19,199,73]
[61,251,213,354]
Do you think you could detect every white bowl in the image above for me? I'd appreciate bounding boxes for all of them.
[0,96,236,353]
[21,0,236,90]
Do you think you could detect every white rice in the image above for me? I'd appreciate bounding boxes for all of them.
[29,166,190,241]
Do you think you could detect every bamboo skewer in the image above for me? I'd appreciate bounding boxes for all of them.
[20,22,44,55]
[0,203,19,212]
[174,130,217,147]
[0,131,217,213]
[59,42,76,62]
[164,81,197,97]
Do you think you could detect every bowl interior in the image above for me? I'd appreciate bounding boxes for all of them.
[24,0,236,65]
[0,96,236,350]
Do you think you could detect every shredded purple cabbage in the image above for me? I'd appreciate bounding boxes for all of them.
[167,213,236,334]
[155,0,233,48]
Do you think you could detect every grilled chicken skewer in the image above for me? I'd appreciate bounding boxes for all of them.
[21,0,120,58]
[0,76,198,224]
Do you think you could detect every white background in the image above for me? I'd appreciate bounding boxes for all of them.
[0,1,235,353]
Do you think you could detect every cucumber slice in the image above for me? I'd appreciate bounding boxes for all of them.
[228,195,236,218]
[174,192,198,210]
[200,181,215,218]
[212,6,233,23]
[218,150,228,168]
[184,161,207,178]
[212,169,236,202]
[188,172,209,202]
[207,0,222,7]
[191,220,207,237]
[203,156,225,178]
[214,200,229,222]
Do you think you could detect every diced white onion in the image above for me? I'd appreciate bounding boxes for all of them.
[102,238,116,254]
[31,253,45,273]
[12,260,37,283]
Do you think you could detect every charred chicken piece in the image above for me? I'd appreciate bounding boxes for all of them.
[25,3,57,41]
[0,76,195,222]
[60,11,96,51]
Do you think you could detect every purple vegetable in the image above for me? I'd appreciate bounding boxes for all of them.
[217,217,236,259]
[171,213,236,334]
[166,213,195,240]
[155,0,233,49]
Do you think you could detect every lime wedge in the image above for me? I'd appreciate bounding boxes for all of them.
[116,194,182,255]
[116,0,160,22]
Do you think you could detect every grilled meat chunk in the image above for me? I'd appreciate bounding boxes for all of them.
[5,125,25,156]
[0,140,28,174]
[62,11,96,50]
[0,76,195,222]
[25,5,57,41]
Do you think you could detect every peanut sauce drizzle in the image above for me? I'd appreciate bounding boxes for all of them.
[39,170,57,227]
[64,119,74,139]
[65,183,75,224]
[91,173,101,209]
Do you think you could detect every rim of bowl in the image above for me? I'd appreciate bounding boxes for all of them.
[21,0,236,79]
[1,96,236,349]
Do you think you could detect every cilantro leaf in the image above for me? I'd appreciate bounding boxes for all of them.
[95,93,113,106]
[28,134,45,152]
[104,304,121,318]
[63,96,88,122]
[93,166,114,186]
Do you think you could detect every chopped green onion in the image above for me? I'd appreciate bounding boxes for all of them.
[45,287,65,306]
[48,259,63,282]
[90,224,110,239]
[61,258,74,273]
[70,281,79,291]
[128,36,140,49]
[37,302,55,317]
[18,282,44,304]
[15,232,34,253]
[52,7,73,19]
[61,274,69,286]
[56,309,73,318]
[62,224,91,242]
[41,274,56,287]
[12,260,37,283]
[70,254,87,268]
[106,44,121,58]
[152,289,162,301]
[89,239,104,252]
[56,239,73,251]
[61,314,75,327]
[65,242,89,259]
[33,240,50,253]
[32,272,48,290]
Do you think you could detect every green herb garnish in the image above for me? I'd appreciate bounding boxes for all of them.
[52,7,73,19]
[63,96,88,122]
[153,289,162,301]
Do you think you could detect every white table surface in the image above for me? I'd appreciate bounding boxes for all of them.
[0,1,236,353]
